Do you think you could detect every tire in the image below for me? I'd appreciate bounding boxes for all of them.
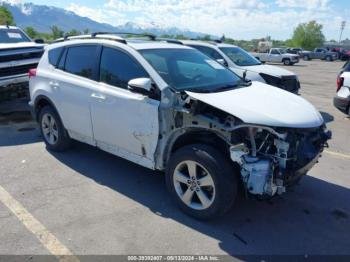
[303,55,310,61]
[39,105,71,152]
[325,56,332,62]
[283,59,291,66]
[166,144,238,220]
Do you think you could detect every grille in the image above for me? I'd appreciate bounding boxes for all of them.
[0,63,38,78]
[0,51,43,63]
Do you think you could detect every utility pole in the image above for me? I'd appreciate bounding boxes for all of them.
[339,21,346,44]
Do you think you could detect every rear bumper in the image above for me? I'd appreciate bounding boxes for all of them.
[28,100,36,121]
[333,96,350,115]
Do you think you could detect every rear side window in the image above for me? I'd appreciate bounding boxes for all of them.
[99,47,148,89]
[64,45,98,80]
[48,47,63,67]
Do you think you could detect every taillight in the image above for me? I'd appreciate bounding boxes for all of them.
[336,75,344,92]
[28,68,37,79]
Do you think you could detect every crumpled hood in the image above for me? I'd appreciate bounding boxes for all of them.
[240,64,296,78]
[186,81,324,128]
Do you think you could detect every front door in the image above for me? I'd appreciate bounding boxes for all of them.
[90,46,160,169]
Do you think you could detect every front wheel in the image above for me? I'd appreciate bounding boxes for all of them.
[166,144,238,220]
[303,55,310,61]
[325,56,332,62]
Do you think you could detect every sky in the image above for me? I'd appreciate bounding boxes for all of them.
[6,0,350,40]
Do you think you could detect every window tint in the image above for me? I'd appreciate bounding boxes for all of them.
[189,45,223,60]
[99,47,148,89]
[58,48,67,70]
[271,49,279,55]
[64,45,98,80]
[48,47,63,67]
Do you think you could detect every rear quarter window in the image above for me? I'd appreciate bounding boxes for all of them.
[48,47,63,67]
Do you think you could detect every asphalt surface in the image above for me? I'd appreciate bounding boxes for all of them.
[0,60,349,257]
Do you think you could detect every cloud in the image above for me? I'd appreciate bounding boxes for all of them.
[64,0,344,40]
[0,0,23,4]
[275,0,330,10]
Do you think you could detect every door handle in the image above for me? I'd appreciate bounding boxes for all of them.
[91,93,106,101]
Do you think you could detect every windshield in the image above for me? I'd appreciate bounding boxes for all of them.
[219,47,261,66]
[0,29,31,43]
[140,48,245,92]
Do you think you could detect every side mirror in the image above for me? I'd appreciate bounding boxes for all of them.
[34,38,45,44]
[128,78,152,94]
[216,59,228,67]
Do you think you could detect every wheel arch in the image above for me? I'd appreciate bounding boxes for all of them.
[33,95,60,122]
[163,129,232,169]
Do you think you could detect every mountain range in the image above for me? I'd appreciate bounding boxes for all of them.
[1,1,211,38]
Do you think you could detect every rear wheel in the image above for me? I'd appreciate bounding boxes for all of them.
[39,106,71,152]
[166,144,238,220]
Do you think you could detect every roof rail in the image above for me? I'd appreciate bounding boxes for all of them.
[156,38,183,45]
[92,32,156,41]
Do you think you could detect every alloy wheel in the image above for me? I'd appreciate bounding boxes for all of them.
[41,113,59,145]
[173,160,216,210]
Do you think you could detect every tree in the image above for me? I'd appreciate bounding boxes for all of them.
[25,27,38,39]
[50,26,64,40]
[65,29,81,37]
[290,21,325,50]
[0,6,15,25]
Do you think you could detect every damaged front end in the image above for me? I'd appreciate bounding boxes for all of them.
[230,125,332,197]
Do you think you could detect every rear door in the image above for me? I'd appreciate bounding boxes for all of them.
[53,44,100,145]
[90,46,160,169]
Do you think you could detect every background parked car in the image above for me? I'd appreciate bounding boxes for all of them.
[331,48,350,61]
[0,25,44,104]
[300,48,338,61]
[251,48,300,66]
[286,47,304,56]
[334,70,350,116]
[180,40,300,93]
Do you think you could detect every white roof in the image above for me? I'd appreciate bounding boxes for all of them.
[180,40,238,48]
[128,41,191,50]
[0,25,20,30]
[47,37,191,51]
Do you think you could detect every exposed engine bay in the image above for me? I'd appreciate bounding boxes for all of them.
[165,96,332,198]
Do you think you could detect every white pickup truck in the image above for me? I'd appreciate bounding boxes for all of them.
[0,25,44,103]
[252,48,300,66]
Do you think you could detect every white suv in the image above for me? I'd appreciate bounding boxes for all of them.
[29,33,331,220]
[181,40,300,94]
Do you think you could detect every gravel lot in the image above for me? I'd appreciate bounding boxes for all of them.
[0,60,349,258]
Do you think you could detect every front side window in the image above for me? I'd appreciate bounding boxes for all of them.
[271,49,280,55]
[0,29,31,43]
[189,45,223,60]
[99,47,148,89]
[140,48,245,93]
[64,45,98,80]
[219,47,261,66]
